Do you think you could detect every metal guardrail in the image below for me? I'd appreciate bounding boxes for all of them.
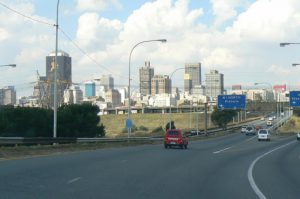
[0,116,288,146]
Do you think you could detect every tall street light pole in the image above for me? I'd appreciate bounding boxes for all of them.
[127,39,167,138]
[53,0,60,138]
[168,67,184,130]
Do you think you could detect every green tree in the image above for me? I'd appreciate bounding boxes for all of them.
[57,103,105,137]
[211,107,238,129]
[165,121,176,131]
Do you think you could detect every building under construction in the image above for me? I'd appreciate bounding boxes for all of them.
[33,50,72,108]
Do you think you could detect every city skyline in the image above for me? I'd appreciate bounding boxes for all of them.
[1,0,300,98]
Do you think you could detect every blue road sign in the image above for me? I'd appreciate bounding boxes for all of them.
[217,94,246,109]
[289,91,300,107]
[126,118,133,129]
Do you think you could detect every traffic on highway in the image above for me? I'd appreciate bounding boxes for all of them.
[0,112,299,199]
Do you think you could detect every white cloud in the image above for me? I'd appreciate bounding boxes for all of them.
[76,0,123,12]
[76,12,123,50]
[211,0,240,27]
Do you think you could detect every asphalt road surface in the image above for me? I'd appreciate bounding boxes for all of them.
[0,127,299,198]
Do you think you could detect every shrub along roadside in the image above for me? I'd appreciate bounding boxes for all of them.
[0,103,105,137]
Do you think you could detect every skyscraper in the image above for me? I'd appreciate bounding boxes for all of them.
[101,75,114,91]
[184,63,201,93]
[205,70,224,99]
[139,61,154,96]
[0,86,16,105]
[46,50,72,107]
[84,81,96,97]
[151,75,171,95]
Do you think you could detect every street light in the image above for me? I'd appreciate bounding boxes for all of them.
[280,42,300,47]
[168,67,184,130]
[53,0,60,139]
[0,64,16,67]
[127,39,167,138]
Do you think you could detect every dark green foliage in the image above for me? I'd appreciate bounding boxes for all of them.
[138,125,148,131]
[151,126,164,134]
[57,103,105,137]
[293,108,300,116]
[165,121,176,131]
[0,105,53,137]
[211,107,238,129]
[0,103,105,137]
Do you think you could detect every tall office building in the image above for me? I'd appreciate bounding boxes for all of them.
[0,86,16,105]
[46,50,72,107]
[84,81,96,97]
[139,61,154,96]
[205,70,224,99]
[101,75,114,91]
[184,63,201,93]
[151,75,171,95]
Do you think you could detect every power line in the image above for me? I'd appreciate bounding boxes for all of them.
[0,1,54,27]
[58,27,128,80]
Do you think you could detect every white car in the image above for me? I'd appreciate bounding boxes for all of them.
[297,132,300,141]
[260,117,265,121]
[258,129,271,141]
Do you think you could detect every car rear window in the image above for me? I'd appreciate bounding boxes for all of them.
[246,127,253,130]
[259,130,267,134]
[167,131,180,136]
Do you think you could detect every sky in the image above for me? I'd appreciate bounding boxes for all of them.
[1,0,300,98]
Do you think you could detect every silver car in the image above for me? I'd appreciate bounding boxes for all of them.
[258,129,271,141]
[297,132,300,141]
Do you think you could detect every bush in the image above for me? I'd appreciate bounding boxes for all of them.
[0,103,106,138]
[151,126,165,134]
[138,125,148,131]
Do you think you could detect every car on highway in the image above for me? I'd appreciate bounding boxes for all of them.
[258,129,271,141]
[241,125,248,133]
[297,132,300,141]
[164,129,188,149]
[260,117,265,121]
[245,126,256,136]
[267,120,273,126]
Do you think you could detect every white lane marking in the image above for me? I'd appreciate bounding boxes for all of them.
[247,140,295,199]
[213,136,257,154]
[213,147,232,154]
[67,177,81,184]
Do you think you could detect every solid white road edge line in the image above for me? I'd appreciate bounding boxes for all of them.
[67,177,81,184]
[247,140,296,199]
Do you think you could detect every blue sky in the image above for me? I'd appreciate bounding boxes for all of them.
[1,0,300,97]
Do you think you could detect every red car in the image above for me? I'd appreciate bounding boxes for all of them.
[164,129,188,149]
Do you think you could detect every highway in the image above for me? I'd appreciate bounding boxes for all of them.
[0,123,299,198]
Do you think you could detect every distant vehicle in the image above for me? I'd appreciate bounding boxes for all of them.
[273,115,276,119]
[268,117,273,121]
[297,132,300,141]
[267,121,273,126]
[245,126,256,136]
[164,129,188,149]
[258,129,271,141]
[190,130,202,136]
[241,125,248,133]
[260,117,265,121]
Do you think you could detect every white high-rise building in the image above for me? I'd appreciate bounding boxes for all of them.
[205,70,224,100]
